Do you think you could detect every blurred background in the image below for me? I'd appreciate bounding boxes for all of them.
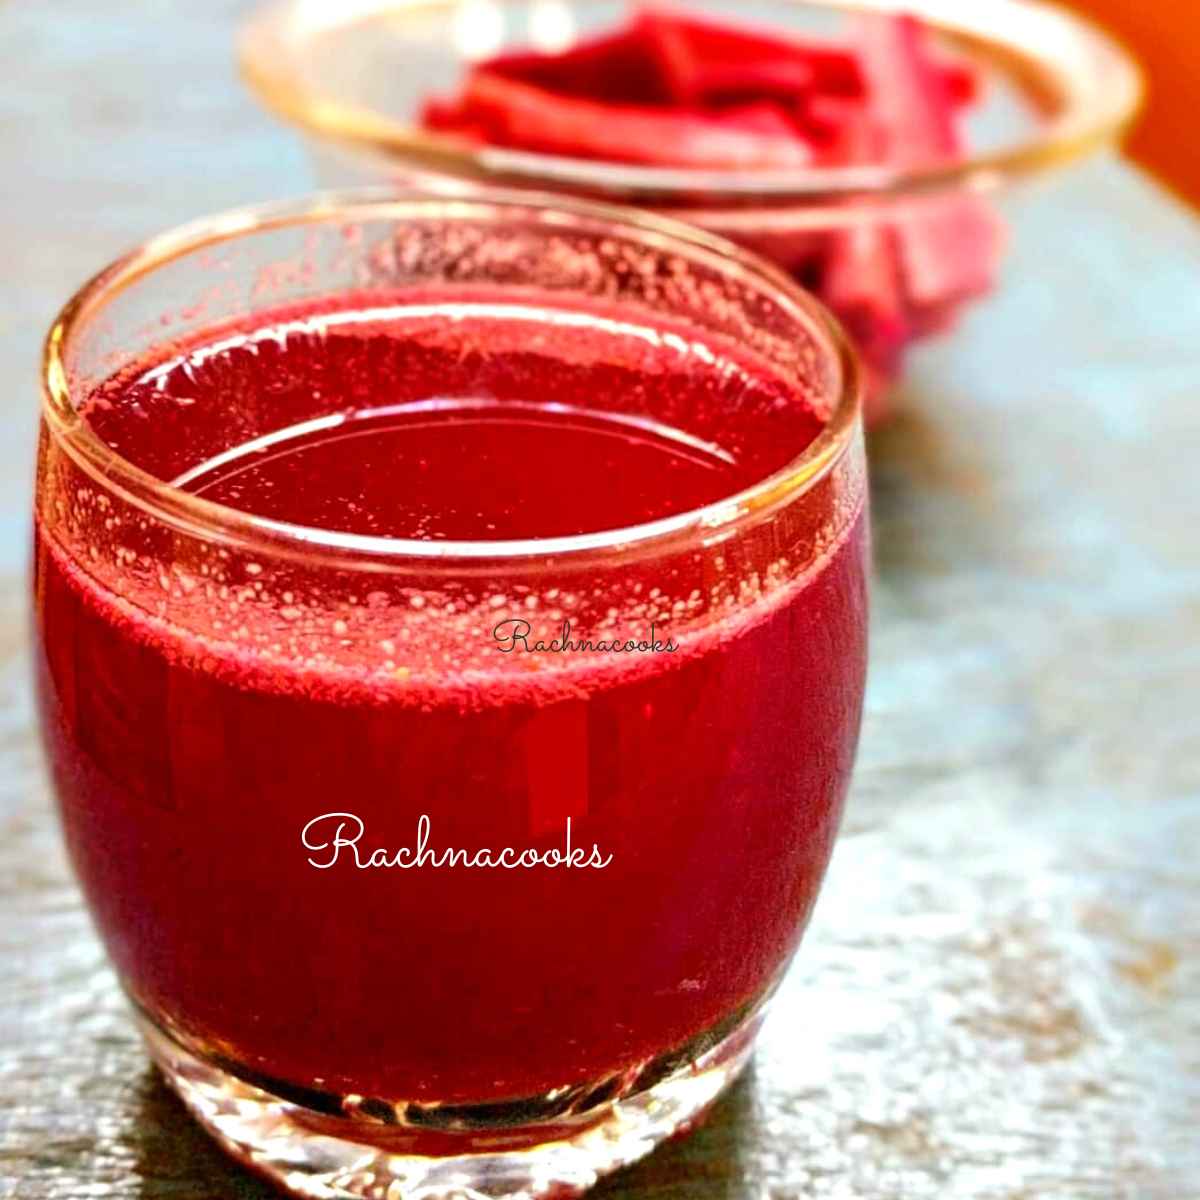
[0,0,1195,543]
[2,4,1197,1199]
[1076,2,1200,204]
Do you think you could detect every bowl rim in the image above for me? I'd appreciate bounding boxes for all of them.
[237,0,1144,206]
[40,185,863,572]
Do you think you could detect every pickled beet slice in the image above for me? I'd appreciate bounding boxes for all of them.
[852,13,1002,312]
[938,57,984,107]
[817,104,910,422]
[434,72,812,168]
[483,27,672,104]
[635,8,864,105]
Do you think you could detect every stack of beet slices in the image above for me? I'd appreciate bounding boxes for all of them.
[422,7,1004,420]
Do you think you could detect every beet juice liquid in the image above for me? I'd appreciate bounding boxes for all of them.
[34,290,867,1106]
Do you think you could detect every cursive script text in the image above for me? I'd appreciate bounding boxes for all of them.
[493,619,678,655]
[301,813,614,871]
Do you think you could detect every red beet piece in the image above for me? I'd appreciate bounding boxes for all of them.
[852,13,1002,313]
[483,26,673,104]
[687,58,816,107]
[818,105,911,423]
[420,95,487,140]
[635,7,864,105]
[441,71,812,168]
[938,57,984,107]
[796,93,860,156]
[634,7,982,115]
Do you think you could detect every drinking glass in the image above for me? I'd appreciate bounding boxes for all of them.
[34,188,868,1199]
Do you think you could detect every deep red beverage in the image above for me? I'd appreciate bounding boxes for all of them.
[34,196,867,1195]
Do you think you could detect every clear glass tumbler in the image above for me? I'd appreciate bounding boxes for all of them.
[34,188,868,1198]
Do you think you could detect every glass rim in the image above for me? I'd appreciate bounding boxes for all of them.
[237,0,1144,205]
[41,186,863,570]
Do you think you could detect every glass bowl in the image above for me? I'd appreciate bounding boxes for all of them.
[238,0,1142,421]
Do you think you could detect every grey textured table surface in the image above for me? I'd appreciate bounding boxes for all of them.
[1,4,1198,1199]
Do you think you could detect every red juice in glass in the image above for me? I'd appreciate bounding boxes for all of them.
[33,193,868,1197]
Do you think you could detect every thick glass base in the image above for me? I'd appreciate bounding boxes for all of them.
[138,1005,762,1199]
